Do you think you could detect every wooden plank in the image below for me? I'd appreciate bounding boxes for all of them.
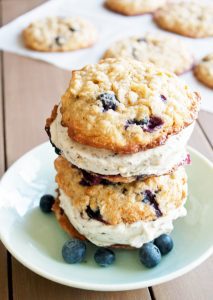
[0,0,9,298]
[2,1,151,299]
[152,123,213,299]
[12,258,151,300]
[198,111,213,148]
[153,256,213,300]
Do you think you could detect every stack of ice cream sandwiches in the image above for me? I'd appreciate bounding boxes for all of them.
[45,58,200,249]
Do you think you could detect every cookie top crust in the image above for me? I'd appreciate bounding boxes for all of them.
[154,1,213,38]
[105,0,167,15]
[60,58,200,154]
[194,53,213,88]
[103,33,193,75]
[23,16,98,52]
[55,156,187,225]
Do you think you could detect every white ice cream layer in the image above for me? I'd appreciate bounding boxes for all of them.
[50,108,194,177]
[59,189,187,248]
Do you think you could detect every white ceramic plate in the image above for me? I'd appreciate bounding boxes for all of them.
[0,142,212,291]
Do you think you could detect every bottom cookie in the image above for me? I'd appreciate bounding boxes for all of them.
[52,195,132,249]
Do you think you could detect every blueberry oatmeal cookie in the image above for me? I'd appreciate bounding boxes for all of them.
[105,0,167,16]
[23,16,98,52]
[58,58,200,154]
[54,156,187,248]
[103,34,193,75]
[194,53,213,88]
[153,1,213,38]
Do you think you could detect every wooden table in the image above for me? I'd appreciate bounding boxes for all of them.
[0,1,212,299]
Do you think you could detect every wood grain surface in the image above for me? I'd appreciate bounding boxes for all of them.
[0,1,212,299]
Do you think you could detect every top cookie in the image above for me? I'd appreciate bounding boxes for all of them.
[103,33,193,75]
[105,0,167,15]
[23,16,98,52]
[194,53,213,88]
[60,59,200,154]
[154,1,213,38]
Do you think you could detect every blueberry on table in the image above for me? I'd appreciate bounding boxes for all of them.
[94,248,115,267]
[62,239,86,264]
[139,242,161,268]
[39,194,55,213]
[154,234,174,255]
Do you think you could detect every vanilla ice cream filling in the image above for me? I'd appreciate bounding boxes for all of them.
[50,108,194,177]
[59,189,187,248]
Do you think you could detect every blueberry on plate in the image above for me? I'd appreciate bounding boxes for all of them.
[62,239,86,264]
[154,234,174,255]
[94,248,115,267]
[139,242,161,268]
[39,194,55,213]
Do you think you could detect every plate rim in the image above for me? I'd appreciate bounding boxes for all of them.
[0,142,212,291]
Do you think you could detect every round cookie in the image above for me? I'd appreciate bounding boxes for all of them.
[105,0,167,16]
[23,16,98,52]
[60,58,200,154]
[194,53,213,88]
[55,156,187,247]
[103,34,193,75]
[55,156,187,225]
[153,1,213,38]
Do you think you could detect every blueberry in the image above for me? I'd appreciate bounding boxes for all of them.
[137,37,147,42]
[125,116,163,132]
[154,234,174,255]
[86,206,102,221]
[160,94,167,102]
[144,116,164,132]
[69,27,76,32]
[62,239,86,264]
[139,242,161,268]
[94,248,115,267]
[39,194,55,213]
[98,93,118,112]
[142,190,162,218]
[55,36,65,46]
[79,170,112,186]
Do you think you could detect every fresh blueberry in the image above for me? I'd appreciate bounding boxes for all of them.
[94,248,115,267]
[139,242,161,268]
[154,234,174,255]
[39,194,55,213]
[98,93,118,112]
[62,239,86,264]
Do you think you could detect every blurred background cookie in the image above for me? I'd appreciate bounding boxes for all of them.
[154,1,213,38]
[194,53,213,88]
[23,16,98,52]
[105,0,167,16]
[103,33,193,75]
